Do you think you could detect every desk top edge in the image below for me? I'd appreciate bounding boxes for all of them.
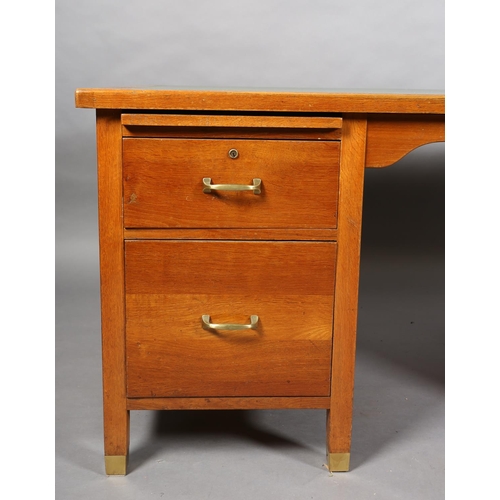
[75,88,445,114]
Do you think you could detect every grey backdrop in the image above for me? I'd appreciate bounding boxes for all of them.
[56,1,444,499]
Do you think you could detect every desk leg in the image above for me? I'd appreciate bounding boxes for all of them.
[96,110,129,475]
[327,115,367,472]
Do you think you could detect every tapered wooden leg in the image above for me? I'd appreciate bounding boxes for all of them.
[96,110,129,475]
[103,405,129,475]
[326,115,367,472]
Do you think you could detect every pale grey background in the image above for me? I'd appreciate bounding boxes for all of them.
[56,1,444,498]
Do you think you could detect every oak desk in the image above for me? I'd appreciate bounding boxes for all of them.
[75,88,444,475]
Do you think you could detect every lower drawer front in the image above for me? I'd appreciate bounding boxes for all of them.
[125,241,336,397]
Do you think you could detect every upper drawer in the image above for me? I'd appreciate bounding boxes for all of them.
[123,138,340,229]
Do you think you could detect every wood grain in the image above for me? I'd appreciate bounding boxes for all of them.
[122,114,342,129]
[366,114,445,168]
[96,110,129,458]
[125,241,336,397]
[75,88,444,114]
[122,112,342,139]
[125,240,336,296]
[123,138,340,229]
[123,125,342,141]
[123,228,337,241]
[327,115,368,458]
[127,397,331,410]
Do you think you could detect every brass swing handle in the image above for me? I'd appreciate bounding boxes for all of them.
[202,178,262,194]
[201,315,259,331]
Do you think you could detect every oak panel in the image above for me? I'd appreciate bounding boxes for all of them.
[327,115,367,457]
[121,114,342,129]
[123,228,337,240]
[96,110,129,458]
[127,397,331,410]
[75,88,445,114]
[366,114,445,168]
[122,114,342,140]
[125,240,336,296]
[122,126,342,141]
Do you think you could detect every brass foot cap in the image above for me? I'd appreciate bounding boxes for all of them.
[105,455,127,475]
[327,452,350,472]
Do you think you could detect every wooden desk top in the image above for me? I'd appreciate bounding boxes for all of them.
[75,88,444,114]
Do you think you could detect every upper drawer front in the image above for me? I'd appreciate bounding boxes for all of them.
[123,138,340,229]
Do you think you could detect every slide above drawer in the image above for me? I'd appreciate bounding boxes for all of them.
[123,138,340,229]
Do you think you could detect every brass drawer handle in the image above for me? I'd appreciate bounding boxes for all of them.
[202,178,262,195]
[202,315,259,331]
